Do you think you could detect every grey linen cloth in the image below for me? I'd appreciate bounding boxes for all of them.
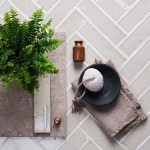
[71,60,147,137]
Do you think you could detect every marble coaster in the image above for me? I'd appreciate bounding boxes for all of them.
[34,75,51,133]
[0,32,67,137]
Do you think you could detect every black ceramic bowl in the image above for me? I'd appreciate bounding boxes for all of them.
[78,64,121,106]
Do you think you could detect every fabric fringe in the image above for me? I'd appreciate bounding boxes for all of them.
[71,78,95,113]
[71,59,101,114]
[72,99,86,113]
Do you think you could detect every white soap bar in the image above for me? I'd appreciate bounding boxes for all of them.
[34,74,51,133]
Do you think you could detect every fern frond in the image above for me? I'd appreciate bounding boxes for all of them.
[3,9,20,47]
[0,9,63,93]
[37,38,63,53]
[0,49,14,66]
[20,44,34,57]
[27,9,43,42]
[17,21,28,51]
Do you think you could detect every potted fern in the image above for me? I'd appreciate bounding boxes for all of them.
[0,9,63,93]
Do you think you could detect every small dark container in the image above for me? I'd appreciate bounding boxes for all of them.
[78,64,121,106]
[73,41,85,62]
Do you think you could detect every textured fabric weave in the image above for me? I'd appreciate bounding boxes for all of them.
[71,60,147,137]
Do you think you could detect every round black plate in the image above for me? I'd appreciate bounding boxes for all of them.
[78,64,121,106]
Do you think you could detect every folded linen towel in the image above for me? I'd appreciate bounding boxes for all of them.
[71,60,147,137]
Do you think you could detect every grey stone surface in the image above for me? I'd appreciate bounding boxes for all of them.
[0,82,34,137]
[0,33,67,137]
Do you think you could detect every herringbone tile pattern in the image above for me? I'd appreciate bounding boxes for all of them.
[0,0,149,149]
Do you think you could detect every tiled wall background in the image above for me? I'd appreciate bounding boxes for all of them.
[0,0,150,150]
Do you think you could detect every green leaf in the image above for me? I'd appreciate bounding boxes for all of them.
[37,38,63,53]
[0,9,63,93]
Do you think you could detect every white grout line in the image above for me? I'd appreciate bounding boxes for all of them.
[45,0,83,18]
[79,128,102,150]
[83,61,89,67]
[67,109,72,116]
[79,139,90,150]
[66,20,87,43]
[125,0,140,10]
[55,0,85,30]
[116,48,128,59]
[118,37,150,71]
[44,0,62,18]
[67,85,72,91]
[56,115,90,150]
[136,135,150,150]
[0,0,6,7]
[0,138,8,147]
[76,32,107,62]
[138,86,150,100]
[54,9,74,30]
[120,74,130,85]
[76,8,128,59]
[8,0,29,20]
[0,14,3,19]
[67,60,73,68]
[84,43,88,47]
[119,124,138,143]
[66,33,76,43]
[116,0,140,23]
[115,0,128,10]
[91,0,128,35]
[113,138,129,150]
[1,0,148,148]
[83,108,129,150]
[147,112,150,115]
[30,0,47,14]
[129,61,150,85]
[119,114,150,143]
[65,5,140,65]
[116,12,150,47]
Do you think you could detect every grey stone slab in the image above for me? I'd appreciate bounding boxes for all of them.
[0,32,67,137]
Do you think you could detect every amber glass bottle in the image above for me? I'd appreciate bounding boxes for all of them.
[73,41,85,62]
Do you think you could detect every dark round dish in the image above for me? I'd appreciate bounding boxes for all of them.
[78,64,121,106]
